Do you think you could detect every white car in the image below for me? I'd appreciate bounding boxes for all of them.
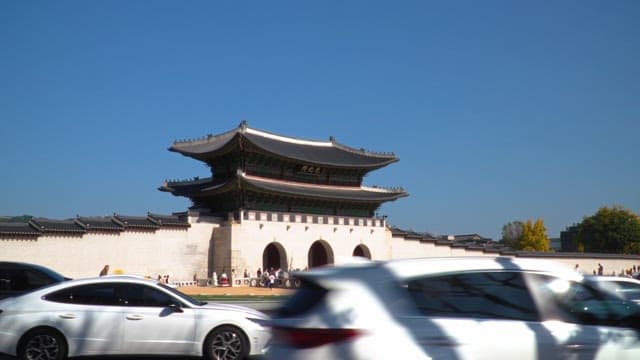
[267,257,640,360]
[0,276,270,360]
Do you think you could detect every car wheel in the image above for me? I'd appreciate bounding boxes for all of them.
[204,325,249,360]
[18,328,67,360]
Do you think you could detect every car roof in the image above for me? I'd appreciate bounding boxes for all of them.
[0,261,68,280]
[587,276,640,284]
[19,275,161,296]
[294,257,583,284]
[384,257,582,280]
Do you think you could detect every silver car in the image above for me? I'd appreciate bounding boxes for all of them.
[267,257,640,360]
[588,276,640,304]
[0,276,270,360]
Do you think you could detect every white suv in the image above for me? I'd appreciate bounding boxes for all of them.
[267,257,640,360]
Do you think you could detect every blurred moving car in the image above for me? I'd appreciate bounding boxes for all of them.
[267,257,640,360]
[0,276,270,360]
[588,276,640,304]
[0,262,69,300]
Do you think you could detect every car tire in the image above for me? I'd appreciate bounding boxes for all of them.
[203,325,249,360]
[18,328,67,360]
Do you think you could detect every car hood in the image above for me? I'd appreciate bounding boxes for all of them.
[198,302,268,319]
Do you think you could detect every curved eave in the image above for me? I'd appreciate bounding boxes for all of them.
[244,131,398,169]
[159,177,216,196]
[169,128,240,161]
[241,174,407,203]
[160,173,408,203]
[168,123,398,169]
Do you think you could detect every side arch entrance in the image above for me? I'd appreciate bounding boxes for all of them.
[308,240,334,268]
[352,244,371,259]
[263,242,288,272]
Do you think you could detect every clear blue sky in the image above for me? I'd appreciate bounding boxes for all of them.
[1,1,638,240]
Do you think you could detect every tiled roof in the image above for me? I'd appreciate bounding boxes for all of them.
[113,214,161,230]
[243,174,407,201]
[30,218,86,234]
[169,121,398,169]
[159,177,213,195]
[163,173,408,203]
[0,222,41,236]
[76,216,124,232]
[148,213,190,228]
[2,213,188,238]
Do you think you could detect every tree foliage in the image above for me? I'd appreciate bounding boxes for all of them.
[501,218,550,251]
[501,221,523,249]
[574,206,640,254]
[520,219,550,252]
[0,215,33,223]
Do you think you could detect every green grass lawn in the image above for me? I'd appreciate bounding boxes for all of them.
[191,294,290,302]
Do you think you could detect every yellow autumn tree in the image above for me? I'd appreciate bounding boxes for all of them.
[519,219,550,252]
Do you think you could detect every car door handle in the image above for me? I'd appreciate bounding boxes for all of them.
[59,313,76,319]
[420,336,459,347]
[126,314,144,321]
[564,343,597,352]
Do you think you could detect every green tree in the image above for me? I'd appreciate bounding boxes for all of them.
[0,215,32,223]
[501,221,523,249]
[519,219,550,252]
[575,206,640,254]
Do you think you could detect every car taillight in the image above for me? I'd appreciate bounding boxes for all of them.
[272,326,364,349]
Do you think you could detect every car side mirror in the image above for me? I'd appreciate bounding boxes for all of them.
[168,301,184,313]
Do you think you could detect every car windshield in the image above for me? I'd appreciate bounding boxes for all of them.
[157,282,206,306]
[589,278,640,302]
[28,263,69,282]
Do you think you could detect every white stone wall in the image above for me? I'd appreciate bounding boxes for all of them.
[227,211,389,275]
[2,211,639,283]
[0,226,206,281]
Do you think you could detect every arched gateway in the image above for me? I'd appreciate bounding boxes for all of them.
[263,242,287,272]
[353,244,371,259]
[308,240,335,268]
[161,121,406,274]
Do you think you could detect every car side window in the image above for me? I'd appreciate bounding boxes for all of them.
[528,274,640,328]
[0,269,10,291]
[0,269,53,291]
[45,283,122,306]
[407,271,539,321]
[123,284,175,307]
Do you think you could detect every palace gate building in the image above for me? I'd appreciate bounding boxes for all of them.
[160,121,408,277]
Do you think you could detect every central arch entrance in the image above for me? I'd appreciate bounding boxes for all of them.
[308,240,334,268]
[263,242,287,272]
[353,244,371,259]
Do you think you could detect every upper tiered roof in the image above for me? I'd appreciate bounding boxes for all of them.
[169,121,398,169]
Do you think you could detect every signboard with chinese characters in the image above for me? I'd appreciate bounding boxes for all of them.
[297,165,323,175]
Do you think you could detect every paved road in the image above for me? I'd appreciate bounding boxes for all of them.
[0,356,206,360]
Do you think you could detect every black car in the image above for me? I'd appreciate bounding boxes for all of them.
[0,261,69,299]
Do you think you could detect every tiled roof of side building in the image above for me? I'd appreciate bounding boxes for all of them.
[0,222,41,236]
[29,218,86,234]
[76,216,124,232]
[169,121,398,169]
